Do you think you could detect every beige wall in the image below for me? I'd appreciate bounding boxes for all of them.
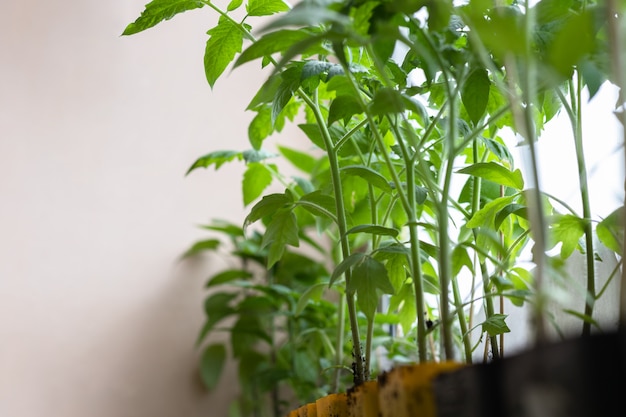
[0,1,274,416]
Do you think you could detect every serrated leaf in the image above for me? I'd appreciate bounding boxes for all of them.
[247,0,289,16]
[329,95,363,125]
[122,0,205,35]
[346,224,400,238]
[186,150,242,175]
[481,314,511,337]
[180,239,220,259]
[235,30,312,68]
[457,162,524,190]
[244,192,293,228]
[462,68,491,125]
[200,344,227,390]
[349,256,394,320]
[262,210,299,268]
[242,163,273,206]
[277,145,317,173]
[341,165,392,193]
[550,214,586,259]
[205,17,245,88]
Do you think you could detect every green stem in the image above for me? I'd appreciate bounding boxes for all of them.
[337,48,429,363]
[558,75,596,336]
[385,119,432,363]
[419,28,459,361]
[299,89,365,384]
[521,0,548,345]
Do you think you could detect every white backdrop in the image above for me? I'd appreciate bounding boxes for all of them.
[0,1,281,416]
[1,2,624,417]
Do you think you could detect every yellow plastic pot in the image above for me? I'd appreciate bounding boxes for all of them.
[347,379,379,417]
[377,362,464,417]
[316,392,348,417]
[288,402,317,417]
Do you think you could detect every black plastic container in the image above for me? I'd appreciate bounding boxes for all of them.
[433,330,626,417]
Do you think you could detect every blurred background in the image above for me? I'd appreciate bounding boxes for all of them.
[0,1,274,416]
[1,2,623,417]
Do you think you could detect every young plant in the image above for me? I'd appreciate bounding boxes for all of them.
[123,1,625,412]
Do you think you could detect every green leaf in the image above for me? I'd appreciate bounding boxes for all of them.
[482,314,511,337]
[235,30,312,68]
[547,10,595,78]
[597,207,625,254]
[579,60,606,100]
[180,239,220,259]
[369,88,406,116]
[196,292,238,345]
[242,163,273,206]
[301,60,334,80]
[122,0,205,35]
[248,106,273,149]
[186,150,242,175]
[298,123,327,150]
[227,0,244,11]
[206,269,253,287]
[296,191,337,222]
[246,0,289,16]
[348,256,395,320]
[231,316,271,357]
[451,245,473,276]
[457,162,524,190]
[462,68,491,125]
[494,204,528,230]
[330,253,366,288]
[244,192,293,228]
[467,195,517,229]
[391,283,417,335]
[262,210,300,268]
[200,344,227,390]
[295,282,327,316]
[204,17,245,88]
[549,214,586,259]
[341,165,392,193]
[242,148,277,163]
[346,224,400,238]
[277,145,317,173]
[328,95,363,125]
[273,65,302,123]
[260,2,351,32]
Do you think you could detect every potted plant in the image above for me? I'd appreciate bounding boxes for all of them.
[122,0,625,416]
